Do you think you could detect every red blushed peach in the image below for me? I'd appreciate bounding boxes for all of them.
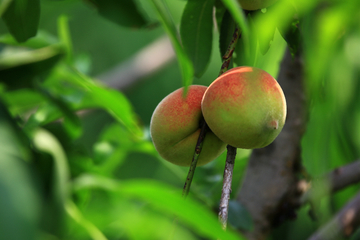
[201,66,286,149]
[150,85,227,167]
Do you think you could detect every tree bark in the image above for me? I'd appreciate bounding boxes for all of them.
[236,48,306,240]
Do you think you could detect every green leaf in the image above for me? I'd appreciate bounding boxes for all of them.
[73,176,246,240]
[56,67,143,138]
[280,19,301,56]
[0,30,58,48]
[214,0,227,29]
[1,89,45,115]
[1,0,40,43]
[0,44,64,90]
[57,15,73,64]
[0,0,13,17]
[37,87,82,140]
[234,14,257,67]
[32,128,70,204]
[180,0,215,78]
[0,100,40,240]
[249,7,283,56]
[64,200,108,240]
[87,0,147,28]
[221,0,250,58]
[151,0,194,90]
[219,10,236,58]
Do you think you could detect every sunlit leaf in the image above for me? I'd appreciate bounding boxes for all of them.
[1,0,40,42]
[180,0,215,78]
[73,175,245,240]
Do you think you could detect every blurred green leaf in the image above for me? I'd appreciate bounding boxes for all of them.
[37,87,82,140]
[180,0,214,78]
[65,200,108,240]
[1,0,40,42]
[2,89,44,115]
[0,100,40,240]
[58,15,73,64]
[0,44,64,90]
[32,128,70,204]
[93,123,157,175]
[277,18,300,56]
[151,0,194,90]
[73,175,245,240]
[214,0,226,29]
[221,0,249,59]
[56,67,143,138]
[219,10,236,58]
[252,11,276,55]
[0,31,58,48]
[87,0,148,28]
[234,14,257,67]
[0,0,13,17]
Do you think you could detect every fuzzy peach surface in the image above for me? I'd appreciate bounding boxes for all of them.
[201,66,286,149]
[150,85,226,167]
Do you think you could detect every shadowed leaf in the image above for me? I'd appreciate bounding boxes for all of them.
[87,0,148,28]
[1,0,40,42]
[180,0,215,78]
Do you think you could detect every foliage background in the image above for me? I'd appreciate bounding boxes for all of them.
[0,0,360,239]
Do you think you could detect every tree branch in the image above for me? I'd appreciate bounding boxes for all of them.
[308,191,360,240]
[236,48,306,240]
[97,36,175,90]
[300,160,360,205]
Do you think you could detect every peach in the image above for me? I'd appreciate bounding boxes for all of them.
[150,85,227,166]
[238,0,278,10]
[201,66,286,149]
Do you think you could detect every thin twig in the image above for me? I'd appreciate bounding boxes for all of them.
[219,145,237,229]
[182,119,208,197]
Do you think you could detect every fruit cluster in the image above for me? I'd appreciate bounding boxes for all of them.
[150,66,287,167]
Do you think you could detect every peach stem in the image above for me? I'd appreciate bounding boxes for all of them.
[182,119,208,197]
[219,145,237,229]
[182,26,241,215]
